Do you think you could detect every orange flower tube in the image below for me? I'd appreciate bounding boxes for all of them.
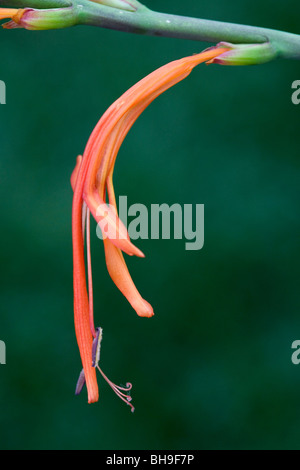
[72,46,229,404]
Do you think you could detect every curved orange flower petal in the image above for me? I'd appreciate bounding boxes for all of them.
[103,239,154,318]
[72,153,98,404]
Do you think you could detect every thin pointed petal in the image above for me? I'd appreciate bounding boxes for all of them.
[103,239,154,318]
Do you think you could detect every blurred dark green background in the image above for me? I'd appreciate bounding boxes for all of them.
[0,0,300,450]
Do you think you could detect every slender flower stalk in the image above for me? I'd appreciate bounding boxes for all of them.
[71,45,230,405]
[1,1,300,59]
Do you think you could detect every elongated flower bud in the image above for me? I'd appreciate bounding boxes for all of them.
[207,41,277,66]
[2,7,78,30]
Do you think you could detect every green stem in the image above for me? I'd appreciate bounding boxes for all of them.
[0,0,71,7]
[78,1,300,59]
[1,0,300,59]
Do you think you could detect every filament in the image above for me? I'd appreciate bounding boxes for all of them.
[96,365,135,412]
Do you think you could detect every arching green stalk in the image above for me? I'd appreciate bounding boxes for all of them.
[1,0,300,60]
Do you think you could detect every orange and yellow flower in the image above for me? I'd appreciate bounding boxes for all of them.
[71,46,229,405]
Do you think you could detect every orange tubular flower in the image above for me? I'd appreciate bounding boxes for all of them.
[72,46,229,405]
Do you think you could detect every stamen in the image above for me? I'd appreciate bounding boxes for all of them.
[75,368,86,395]
[97,365,135,412]
[92,327,103,367]
[91,326,135,411]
